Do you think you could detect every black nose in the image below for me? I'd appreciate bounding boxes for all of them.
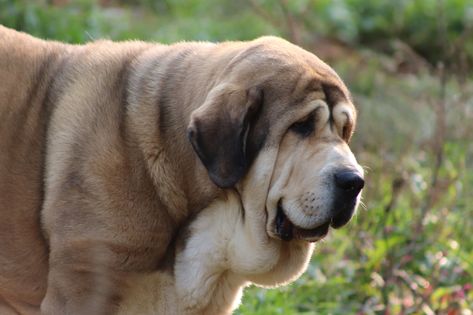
[334,170,364,195]
[331,170,364,229]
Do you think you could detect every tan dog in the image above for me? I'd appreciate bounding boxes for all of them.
[0,25,363,315]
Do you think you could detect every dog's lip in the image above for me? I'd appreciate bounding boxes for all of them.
[274,202,330,243]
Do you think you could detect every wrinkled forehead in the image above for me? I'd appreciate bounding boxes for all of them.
[282,53,356,135]
[230,41,353,106]
[268,71,357,140]
[226,40,357,136]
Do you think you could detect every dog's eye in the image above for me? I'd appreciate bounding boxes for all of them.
[289,113,315,137]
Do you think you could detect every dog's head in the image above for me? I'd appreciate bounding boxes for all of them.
[188,36,363,243]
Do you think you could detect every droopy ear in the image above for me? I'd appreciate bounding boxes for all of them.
[187,84,263,188]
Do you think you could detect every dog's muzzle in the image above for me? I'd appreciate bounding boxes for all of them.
[274,168,364,243]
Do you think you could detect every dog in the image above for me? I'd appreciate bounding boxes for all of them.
[0,25,363,314]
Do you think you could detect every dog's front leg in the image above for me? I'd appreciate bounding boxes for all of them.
[41,240,125,315]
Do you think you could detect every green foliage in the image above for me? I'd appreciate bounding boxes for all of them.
[1,0,472,313]
[0,0,279,42]
[252,0,473,75]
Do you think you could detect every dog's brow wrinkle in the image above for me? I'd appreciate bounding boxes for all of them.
[322,83,347,108]
[329,119,335,130]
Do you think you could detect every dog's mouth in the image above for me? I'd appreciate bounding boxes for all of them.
[274,201,330,243]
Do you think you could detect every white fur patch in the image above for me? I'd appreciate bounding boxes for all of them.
[118,191,314,315]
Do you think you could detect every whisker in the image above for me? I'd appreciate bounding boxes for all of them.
[361,164,371,173]
[358,200,367,211]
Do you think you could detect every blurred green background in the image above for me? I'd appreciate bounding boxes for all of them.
[1,0,472,314]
